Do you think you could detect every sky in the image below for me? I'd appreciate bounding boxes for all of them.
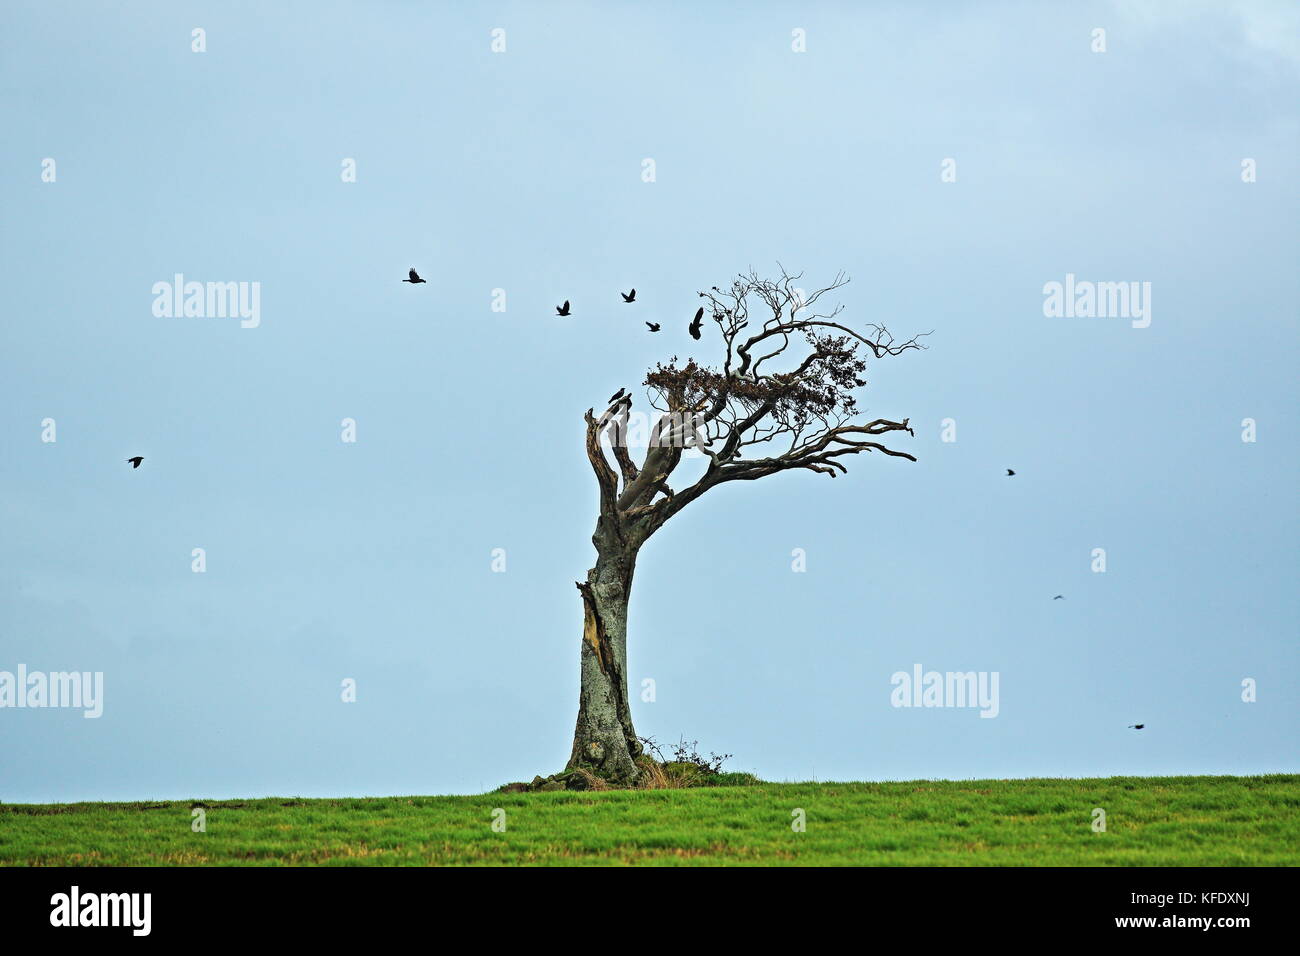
[1,0,1296,803]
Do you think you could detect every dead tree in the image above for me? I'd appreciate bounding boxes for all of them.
[570,268,927,784]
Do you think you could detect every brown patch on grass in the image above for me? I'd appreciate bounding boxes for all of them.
[634,757,670,789]
[567,767,611,792]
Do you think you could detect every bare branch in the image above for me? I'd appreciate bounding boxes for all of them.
[583,408,621,516]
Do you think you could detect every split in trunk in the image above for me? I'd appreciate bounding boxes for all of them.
[568,551,642,784]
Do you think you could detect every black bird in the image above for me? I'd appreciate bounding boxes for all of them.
[621,289,636,303]
[403,268,426,284]
[126,457,144,469]
[556,300,571,316]
[689,307,704,340]
[1128,724,1145,730]
[1006,469,1016,476]
[608,388,626,405]
[1053,595,1065,600]
[646,322,660,332]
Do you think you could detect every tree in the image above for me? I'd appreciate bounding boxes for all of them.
[569,268,927,784]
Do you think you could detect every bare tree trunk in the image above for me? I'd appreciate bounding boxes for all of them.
[567,536,642,785]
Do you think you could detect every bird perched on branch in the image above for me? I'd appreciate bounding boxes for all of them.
[607,388,626,405]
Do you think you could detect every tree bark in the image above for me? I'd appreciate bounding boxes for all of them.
[567,535,642,785]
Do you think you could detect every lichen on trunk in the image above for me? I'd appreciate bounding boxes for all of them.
[567,550,642,785]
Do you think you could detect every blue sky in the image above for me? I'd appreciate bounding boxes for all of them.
[1,0,1296,802]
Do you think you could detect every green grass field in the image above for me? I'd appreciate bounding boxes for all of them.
[2,775,1295,866]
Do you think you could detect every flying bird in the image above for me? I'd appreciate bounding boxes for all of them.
[1006,469,1016,476]
[1053,595,1065,600]
[621,289,636,303]
[646,322,661,332]
[126,457,144,469]
[607,388,626,405]
[403,269,426,284]
[689,307,704,340]
[556,300,571,316]
[1128,724,1145,730]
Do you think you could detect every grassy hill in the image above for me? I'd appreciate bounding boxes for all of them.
[2,774,1295,866]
